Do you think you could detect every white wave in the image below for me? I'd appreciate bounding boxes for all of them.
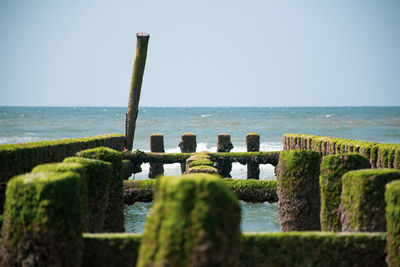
[201,114,211,118]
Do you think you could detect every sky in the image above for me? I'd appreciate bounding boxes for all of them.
[0,0,399,107]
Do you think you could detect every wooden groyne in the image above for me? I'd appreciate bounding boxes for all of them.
[1,132,400,266]
[122,132,279,179]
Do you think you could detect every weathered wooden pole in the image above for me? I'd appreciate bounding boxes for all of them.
[179,133,197,173]
[125,32,150,151]
[246,133,260,179]
[149,134,164,178]
[216,133,234,178]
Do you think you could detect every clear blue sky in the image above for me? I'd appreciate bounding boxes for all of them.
[0,0,399,107]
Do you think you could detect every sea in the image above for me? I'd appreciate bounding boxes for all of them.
[1,106,400,233]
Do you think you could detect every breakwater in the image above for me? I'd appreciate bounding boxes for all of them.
[0,133,400,266]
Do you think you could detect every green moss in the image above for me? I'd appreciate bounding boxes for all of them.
[210,151,280,166]
[378,144,400,168]
[276,150,321,231]
[394,148,400,169]
[31,162,89,230]
[188,165,218,174]
[126,151,194,164]
[83,233,142,267]
[1,171,84,266]
[124,179,156,190]
[123,178,278,203]
[385,180,400,266]
[222,178,277,191]
[240,232,386,267]
[0,133,124,185]
[340,169,400,232]
[137,174,241,267]
[277,150,320,195]
[63,156,112,233]
[283,133,400,170]
[77,147,124,232]
[188,158,214,167]
[319,154,370,231]
[32,162,87,177]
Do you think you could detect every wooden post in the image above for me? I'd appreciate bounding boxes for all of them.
[246,133,260,179]
[216,134,234,178]
[149,134,164,178]
[179,133,197,173]
[125,32,150,151]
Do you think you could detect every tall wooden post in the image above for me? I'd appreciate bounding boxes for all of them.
[125,32,150,151]
[246,133,260,179]
[179,133,197,173]
[216,134,234,178]
[149,134,165,178]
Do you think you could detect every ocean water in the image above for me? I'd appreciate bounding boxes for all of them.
[1,106,400,233]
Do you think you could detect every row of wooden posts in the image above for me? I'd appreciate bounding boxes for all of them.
[147,133,264,179]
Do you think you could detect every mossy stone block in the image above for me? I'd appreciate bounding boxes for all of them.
[0,172,84,266]
[320,154,370,231]
[276,150,321,231]
[137,174,241,267]
[77,147,124,232]
[340,169,400,232]
[385,180,400,266]
[64,157,112,233]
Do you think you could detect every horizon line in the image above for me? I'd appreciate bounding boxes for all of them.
[1,105,400,108]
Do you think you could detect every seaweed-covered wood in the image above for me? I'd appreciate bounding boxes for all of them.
[385,180,400,266]
[77,147,125,232]
[246,133,260,179]
[125,32,150,151]
[0,172,84,266]
[179,133,197,173]
[276,150,321,231]
[148,134,164,178]
[83,233,142,267]
[340,169,400,232]
[0,134,124,213]
[31,162,90,231]
[123,179,278,204]
[64,157,112,233]
[320,154,370,231]
[283,133,400,169]
[137,174,241,267]
[216,134,234,178]
[186,152,218,175]
[240,232,386,267]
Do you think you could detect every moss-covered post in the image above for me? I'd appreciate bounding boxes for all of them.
[137,174,241,267]
[276,150,321,231]
[0,172,84,266]
[340,169,400,232]
[246,133,260,179]
[148,134,164,178]
[216,133,234,178]
[63,157,112,233]
[77,147,125,232]
[320,154,370,232]
[186,152,218,174]
[385,180,400,266]
[125,32,150,151]
[31,162,90,231]
[179,133,197,173]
